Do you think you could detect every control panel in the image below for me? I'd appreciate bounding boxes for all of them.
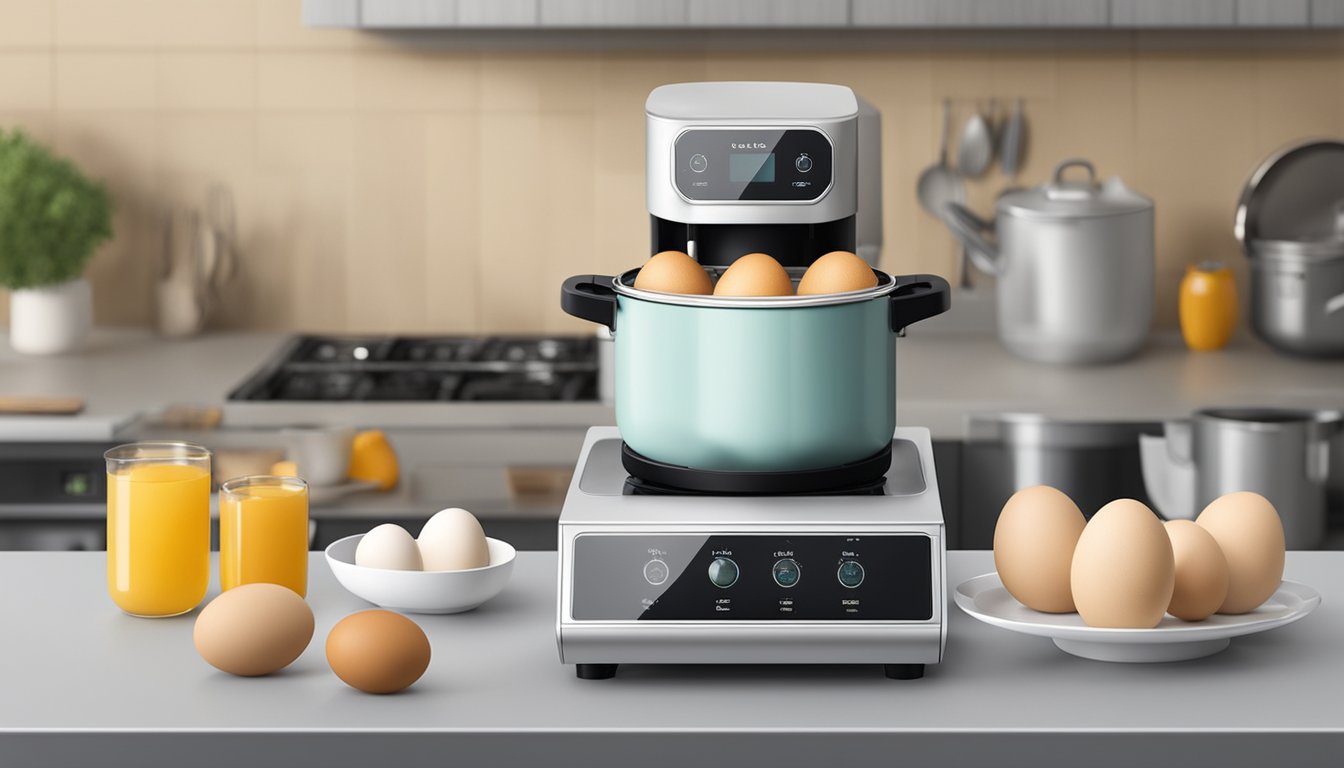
[570,534,933,621]
[673,128,833,202]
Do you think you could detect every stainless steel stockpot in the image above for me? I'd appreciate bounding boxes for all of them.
[946,159,1155,365]
[560,270,949,473]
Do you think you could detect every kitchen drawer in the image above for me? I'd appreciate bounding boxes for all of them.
[852,0,1110,27]
[539,0,688,27]
[688,0,848,27]
[1111,0,1237,27]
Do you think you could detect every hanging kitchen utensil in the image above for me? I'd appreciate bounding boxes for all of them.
[999,98,1026,178]
[956,102,993,178]
[917,99,970,288]
[156,207,209,338]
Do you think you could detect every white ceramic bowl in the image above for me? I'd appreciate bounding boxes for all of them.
[325,534,516,614]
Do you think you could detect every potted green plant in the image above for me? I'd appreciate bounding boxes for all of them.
[0,129,112,354]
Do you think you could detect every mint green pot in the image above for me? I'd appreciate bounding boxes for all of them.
[561,270,949,473]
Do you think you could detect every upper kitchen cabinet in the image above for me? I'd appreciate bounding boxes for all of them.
[851,1,1108,28]
[303,0,1344,28]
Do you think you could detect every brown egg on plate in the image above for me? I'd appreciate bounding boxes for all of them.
[1071,499,1175,628]
[193,583,315,677]
[1164,520,1230,621]
[713,252,794,297]
[797,250,878,295]
[992,485,1086,613]
[326,610,431,694]
[632,250,712,295]
[1196,491,1285,614]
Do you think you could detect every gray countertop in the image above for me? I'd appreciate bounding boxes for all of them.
[2,327,1344,442]
[1,550,1338,768]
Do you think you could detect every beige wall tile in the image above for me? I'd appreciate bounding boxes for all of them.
[478,54,600,114]
[256,112,353,178]
[157,53,256,111]
[0,52,50,109]
[477,111,545,333]
[538,112,597,334]
[56,0,254,49]
[344,115,428,332]
[56,53,156,110]
[424,113,483,332]
[255,0,356,50]
[351,53,479,112]
[0,109,54,141]
[0,0,52,49]
[257,52,354,111]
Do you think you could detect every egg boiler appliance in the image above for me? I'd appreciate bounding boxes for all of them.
[556,83,946,680]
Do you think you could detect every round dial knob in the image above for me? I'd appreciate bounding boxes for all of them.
[707,557,739,589]
[772,558,801,588]
[794,153,813,173]
[689,153,708,173]
[837,560,865,589]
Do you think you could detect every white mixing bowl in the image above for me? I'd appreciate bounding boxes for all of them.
[325,534,516,614]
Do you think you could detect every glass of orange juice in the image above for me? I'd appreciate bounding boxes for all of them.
[219,475,309,596]
[105,442,211,617]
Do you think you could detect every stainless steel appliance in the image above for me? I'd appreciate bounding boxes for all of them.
[1141,408,1342,549]
[946,158,1155,364]
[228,335,598,402]
[556,427,946,680]
[561,81,948,485]
[960,415,1160,549]
[1235,139,1344,356]
[0,442,109,550]
[555,82,948,680]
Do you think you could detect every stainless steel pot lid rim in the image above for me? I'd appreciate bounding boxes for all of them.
[1248,238,1344,262]
[612,269,897,308]
[997,158,1152,220]
[1235,138,1344,246]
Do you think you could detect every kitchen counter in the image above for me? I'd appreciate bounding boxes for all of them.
[3,327,1343,441]
[2,550,1338,768]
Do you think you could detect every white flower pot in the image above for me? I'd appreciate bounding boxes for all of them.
[9,278,92,355]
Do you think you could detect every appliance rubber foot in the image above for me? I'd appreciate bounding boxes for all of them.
[576,664,619,680]
[884,664,924,680]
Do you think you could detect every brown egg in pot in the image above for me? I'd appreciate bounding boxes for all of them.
[713,252,794,297]
[797,250,879,295]
[632,250,712,295]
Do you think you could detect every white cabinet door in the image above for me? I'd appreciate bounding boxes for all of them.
[1236,0,1309,25]
[360,0,457,28]
[687,0,847,27]
[852,0,1109,27]
[1311,0,1344,26]
[539,0,688,27]
[303,0,359,27]
[1111,0,1237,26]
[458,0,539,26]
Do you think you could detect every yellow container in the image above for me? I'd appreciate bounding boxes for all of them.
[105,442,211,617]
[1179,262,1238,351]
[219,475,309,596]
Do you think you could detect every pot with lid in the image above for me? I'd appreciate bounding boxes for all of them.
[946,159,1155,365]
[1236,139,1344,356]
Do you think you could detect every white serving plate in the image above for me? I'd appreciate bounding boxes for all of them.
[954,572,1320,662]
[325,534,515,614]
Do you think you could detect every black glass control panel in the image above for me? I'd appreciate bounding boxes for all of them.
[673,129,833,202]
[571,534,933,621]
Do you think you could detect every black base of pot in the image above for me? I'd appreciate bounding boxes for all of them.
[621,442,893,495]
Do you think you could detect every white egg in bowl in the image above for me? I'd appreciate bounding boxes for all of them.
[325,534,516,614]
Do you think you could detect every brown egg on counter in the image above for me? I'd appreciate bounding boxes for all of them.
[797,251,879,295]
[712,252,794,297]
[1164,520,1230,621]
[193,583,315,677]
[632,250,712,295]
[1196,491,1286,614]
[326,610,431,694]
[1070,499,1175,628]
[992,485,1086,613]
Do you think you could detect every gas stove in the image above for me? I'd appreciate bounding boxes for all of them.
[556,427,947,680]
[228,335,598,402]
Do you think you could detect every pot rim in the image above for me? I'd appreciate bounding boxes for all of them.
[611,268,897,309]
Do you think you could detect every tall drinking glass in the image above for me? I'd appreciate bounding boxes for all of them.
[105,442,211,617]
[219,475,309,596]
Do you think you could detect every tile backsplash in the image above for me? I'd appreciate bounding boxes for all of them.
[0,2,1341,334]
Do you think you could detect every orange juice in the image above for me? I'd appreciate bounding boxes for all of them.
[106,462,211,617]
[220,477,309,596]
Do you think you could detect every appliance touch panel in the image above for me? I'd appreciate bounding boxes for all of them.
[571,533,933,621]
[674,129,833,202]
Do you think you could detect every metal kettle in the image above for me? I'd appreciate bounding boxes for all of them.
[1140,408,1341,549]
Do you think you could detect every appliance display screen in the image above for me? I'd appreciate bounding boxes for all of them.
[729,152,775,183]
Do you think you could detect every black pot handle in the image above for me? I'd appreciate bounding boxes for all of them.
[561,275,617,330]
[889,274,951,333]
